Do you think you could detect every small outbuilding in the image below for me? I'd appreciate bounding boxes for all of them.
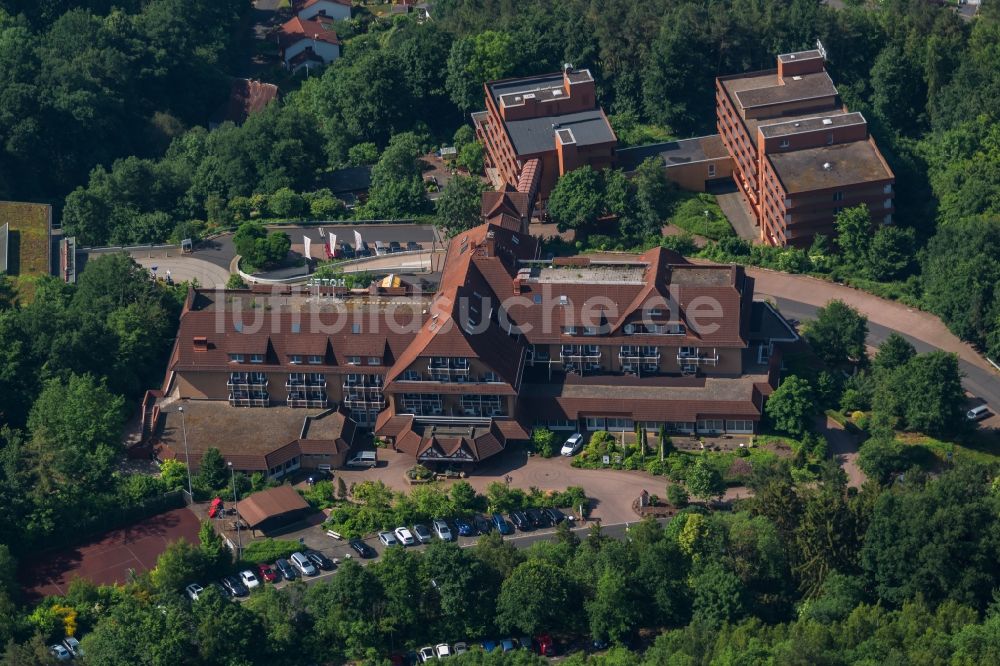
[236,485,312,534]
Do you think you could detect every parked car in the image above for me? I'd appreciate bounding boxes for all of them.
[535,634,555,656]
[222,575,249,598]
[500,638,518,652]
[357,241,371,257]
[346,450,378,467]
[432,519,453,541]
[454,517,474,537]
[389,241,402,253]
[185,583,204,601]
[526,508,549,529]
[412,523,433,544]
[290,552,317,576]
[453,642,468,655]
[49,644,71,662]
[239,569,260,590]
[481,640,498,653]
[542,507,566,525]
[257,563,277,583]
[968,404,991,421]
[474,514,494,534]
[339,242,355,259]
[418,646,436,662]
[394,527,416,546]
[349,538,377,558]
[275,558,297,581]
[379,531,399,547]
[492,513,514,535]
[375,240,388,256]
[518,636,533,651]
[509,511,531,531]
[435,643,452,658]
[305,549,335,571]
[560,433,584,456]
[406,241,421,252]
[63,637,83,658]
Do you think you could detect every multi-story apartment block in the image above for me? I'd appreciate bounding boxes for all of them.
[155,222,796,474]
[472,66,618,207]
[717,50,895,247]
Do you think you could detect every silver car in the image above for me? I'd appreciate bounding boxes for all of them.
[432,519,453,541]
[412,524,433,544]
[378,530,399,547]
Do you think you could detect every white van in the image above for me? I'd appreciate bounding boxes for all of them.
[290,552,317,576]
[346,450,377,468]
[967,405,991,421]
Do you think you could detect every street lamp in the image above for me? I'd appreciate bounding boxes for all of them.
[228,461,242,558]
[177,406,193,499]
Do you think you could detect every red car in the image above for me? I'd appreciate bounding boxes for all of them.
[257,563,278,583]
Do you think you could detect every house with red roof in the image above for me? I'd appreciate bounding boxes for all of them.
[277,16,341,74]
[295,0,352,22]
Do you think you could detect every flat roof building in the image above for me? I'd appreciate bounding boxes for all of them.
[472,66,617,209]
[716,50,895,247]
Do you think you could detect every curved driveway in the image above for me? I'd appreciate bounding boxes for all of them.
[748,267,999,419]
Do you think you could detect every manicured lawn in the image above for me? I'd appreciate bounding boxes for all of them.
[897,432,1000,466]
[667,193,734,240]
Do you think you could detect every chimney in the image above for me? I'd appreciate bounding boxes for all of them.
[513,277,522,295]
[484,230,496,257]
[192,336,208,352]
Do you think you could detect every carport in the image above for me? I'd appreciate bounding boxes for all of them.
[236,485,313,535]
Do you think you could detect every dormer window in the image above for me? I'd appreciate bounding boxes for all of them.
[229,353,245,363]
[584,326,599,336]
[403,370,421,381]
[347,356,361,365]
[250,354,265,364]
[308,355,323,365]
[562,326,577,335]
[368,357,381,366]
[290,355,303,365]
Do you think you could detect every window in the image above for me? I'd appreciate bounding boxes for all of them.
[678,346,695,357]
[833,191,844,202]
[698,419,724,433]
[562,326,577,335]
[483,371,500,383]
[883,183,893,194]
[346,374,360,384]
[402,370,421,381]
[648,308,663,317]
[351,323,361,334]
[725,420,754,433]
[308,355,323,365]
[228,353,245,363]
[250,354,265,364]
[884,199,892,209]
[347,356,361,365]
[368,357,381,365]
[707,163,716,177]
[779,139,790,148]
[290,355,303,365]
[826,133,834,145]
[757,343,771,364]
[583,326,599,336]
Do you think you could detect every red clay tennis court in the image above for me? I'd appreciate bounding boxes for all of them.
[22,507,201,600]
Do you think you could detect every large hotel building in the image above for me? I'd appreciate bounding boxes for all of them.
[150,221,797,478]
[716,50,895,247]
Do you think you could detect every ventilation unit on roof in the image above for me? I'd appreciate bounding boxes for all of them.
[792,75,802,81]
[552,89,563,96]
[822,118,833,125]
[793,122,801,127]
[822,162,832,171]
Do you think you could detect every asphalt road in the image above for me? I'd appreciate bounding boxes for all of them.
[771,297,999,423]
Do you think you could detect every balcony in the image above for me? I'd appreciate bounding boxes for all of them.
[286,391,328,408]
[560,346,600,361]
[426,360,470,375]
[344,393,387,409]
[286,376,326,389]
[342,381,383,393]
[676,350,719,366]
[229,392,269,407]
[619,348,660,361]
[228,374,268,389]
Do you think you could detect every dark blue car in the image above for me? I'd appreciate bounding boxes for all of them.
[492,512,514,535]
[454,517,474,537]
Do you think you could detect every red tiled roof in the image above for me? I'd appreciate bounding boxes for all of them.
[237,485,310,530]
[278,16,340,50]
[297,0,352,9]
[216,79,278,126]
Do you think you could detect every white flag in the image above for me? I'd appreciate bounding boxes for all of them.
[353,229,363,249]
[303,235,312,259]
[329,232,337,253]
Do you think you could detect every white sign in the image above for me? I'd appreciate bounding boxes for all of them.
[303,235,312,259]
[329,232,337,252]
[602,455,610,466]
[353,229,363,249]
